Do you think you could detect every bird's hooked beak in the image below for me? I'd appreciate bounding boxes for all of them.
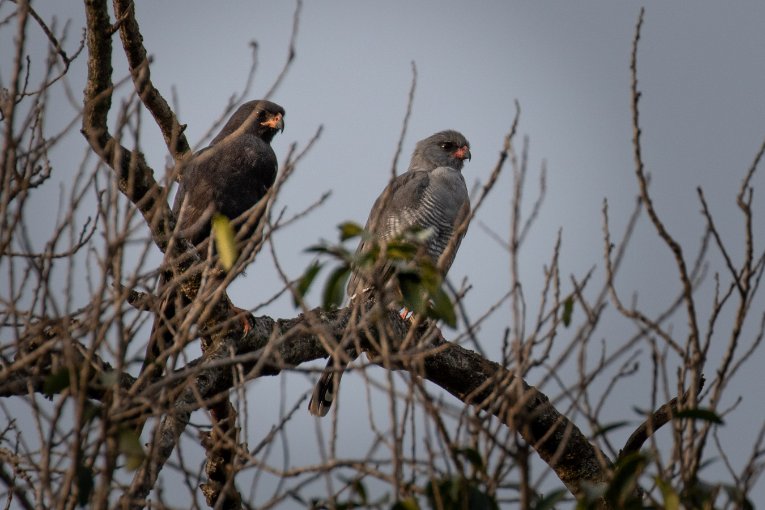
[453,145,471,161]
[261,112,285,133]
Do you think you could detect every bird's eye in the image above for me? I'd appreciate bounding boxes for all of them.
[440,142,454,150]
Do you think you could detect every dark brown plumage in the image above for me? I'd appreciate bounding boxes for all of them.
[141,100,285,394]
[174,99,284,245]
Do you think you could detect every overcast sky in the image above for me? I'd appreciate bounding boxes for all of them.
[4,1,765,505]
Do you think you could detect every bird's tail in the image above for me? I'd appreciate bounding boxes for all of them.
[308,356,349,417]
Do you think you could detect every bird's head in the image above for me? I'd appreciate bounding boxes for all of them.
[410,130,471,172]
[212,99,285,145]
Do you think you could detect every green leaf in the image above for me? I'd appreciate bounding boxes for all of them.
[305,243,331,254]
[43,368,71,397]
[322,265,350,309]
[591,420,631,438]
[354,247,380,270]
[391,497,420,510]
[429,287,456,328]
[119,429,146,471]
[306,243,350,260]
[605,452,647,506]
[398,271,426,314]
[386,240,418,260]
[76,463,94,507]
[417,259,441,290]
[294,261,322,307]
[532,489,568,510]
[655,477,680,510]
[338,221,364,241]
[562,294,574,327]
[212,214,237,270]
[674,408,724,425]
[454,447,484,472]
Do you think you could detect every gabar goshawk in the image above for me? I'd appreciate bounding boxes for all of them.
[308,129,472,417]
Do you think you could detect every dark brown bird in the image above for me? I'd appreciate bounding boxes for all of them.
[174,99,285,245]
[308,130,471,417]
[142,100,285,389]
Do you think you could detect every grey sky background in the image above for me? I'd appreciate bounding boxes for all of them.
[4,1,765,506]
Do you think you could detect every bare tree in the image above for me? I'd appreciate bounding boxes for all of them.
[1,3,763,509]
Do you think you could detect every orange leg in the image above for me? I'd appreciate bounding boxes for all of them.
[233,306,255,335]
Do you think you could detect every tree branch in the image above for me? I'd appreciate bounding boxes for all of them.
[82,0,175,254]
[619,376,706,461]
[112,0,190,161]
[82,0,245,358]
[3,297,613,504]
[4,302,611,504]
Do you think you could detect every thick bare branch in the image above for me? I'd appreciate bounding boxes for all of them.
[82,0,175,253]
[200,401,242,509]
[6,304,611,504]
[82,0,244,350]
[3,302,611,503]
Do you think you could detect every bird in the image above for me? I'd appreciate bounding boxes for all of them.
[173,99,285,246]
[308,130,471,417]
[141,99,285,388]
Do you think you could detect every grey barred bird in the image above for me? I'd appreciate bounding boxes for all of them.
[308,130,471,417]
[142,100,285,388]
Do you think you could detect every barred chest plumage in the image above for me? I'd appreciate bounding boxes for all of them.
[384,166,469,263]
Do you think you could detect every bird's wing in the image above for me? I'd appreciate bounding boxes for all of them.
[346,171,430,297]
[346,168,470,297]
[172,149,218,246]
[209,134,277,220]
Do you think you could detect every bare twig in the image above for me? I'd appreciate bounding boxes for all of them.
[390,61,418,178]
[619,376,705,461]
[629,7,701,367]
[112,0,191,160]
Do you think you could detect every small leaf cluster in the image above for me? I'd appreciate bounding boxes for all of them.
[41,368,147,506]
[295,222,457,327]
[423,447,498,510]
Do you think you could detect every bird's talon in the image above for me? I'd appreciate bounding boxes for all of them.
[242,314,255,336]
[232,306,254,336]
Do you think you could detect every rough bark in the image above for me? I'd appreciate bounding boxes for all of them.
[4,305,611,503]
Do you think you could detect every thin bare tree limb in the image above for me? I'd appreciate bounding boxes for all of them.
[112,0,190,161]
[619,376,705,461]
